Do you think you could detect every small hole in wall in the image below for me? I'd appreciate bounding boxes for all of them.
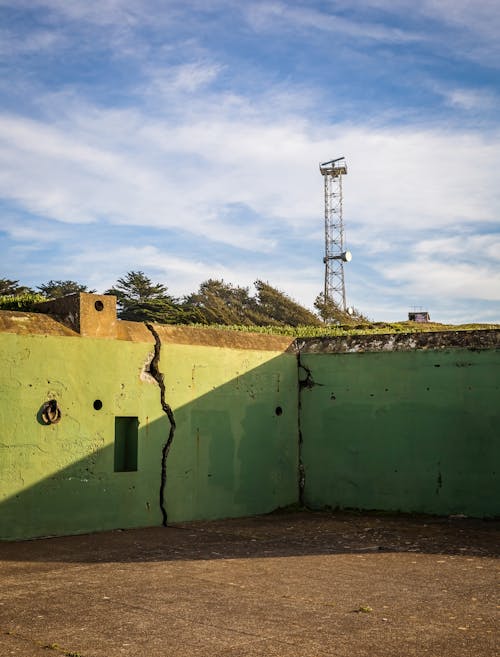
[275,406,283,416]
[93,399,103,410]
[94,300,104,311]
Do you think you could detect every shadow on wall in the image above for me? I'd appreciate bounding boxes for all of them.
[2,319,499,543]
[0,352,299,541]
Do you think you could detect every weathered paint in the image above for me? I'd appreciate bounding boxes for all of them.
[0,309,298,540]
[300,348,500,517]
[0,331,162,539]
[1,297,499,541]
[157,336,298,523]
[297,329,500,353]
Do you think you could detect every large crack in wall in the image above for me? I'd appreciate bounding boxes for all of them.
[295,341,323,507]
[145,323,176,527]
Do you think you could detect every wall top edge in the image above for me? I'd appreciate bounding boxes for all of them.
[1,306,499,352]
[0,310,79,337]
[0,310,295,351]
[296,329,500,353]
[144,324,296,351]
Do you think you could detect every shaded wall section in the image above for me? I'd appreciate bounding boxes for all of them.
[155,326,298,523]
[299,332,500,518]
[0,302,298,540]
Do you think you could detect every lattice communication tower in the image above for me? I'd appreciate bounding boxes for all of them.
[320,156,351,312]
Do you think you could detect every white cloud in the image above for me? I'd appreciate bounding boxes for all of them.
[413,234,500,262]
[347,0,500,64]
[0,215,62,244]
[244,1,424,43]
[0,28,65,56]
[1,92,499,252]
[433,85,497,112]
[0,0,154,27]
[341,127,500,234]
[384,259,500,301]
[63,243,321,306]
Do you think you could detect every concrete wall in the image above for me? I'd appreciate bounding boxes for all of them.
[0,296,298,540]
[156,326,298,523]
[299,333,500,518]
[1,296,498,540]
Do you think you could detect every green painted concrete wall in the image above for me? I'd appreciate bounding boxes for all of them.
[1,305,498,541]
[300,349,500,518]
[0,332,163,539]
[158,338,298,523]
[0,326,298,540]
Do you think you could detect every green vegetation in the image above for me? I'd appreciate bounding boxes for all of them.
[37,280,95,298]
[0,292,46,311]
[0,278,96,311]
[185,321,500,337]
[314,291,367,323]
[185,278,321,327]
[2,272,498,334]
[0,277,33,296]
[105,271,200,324]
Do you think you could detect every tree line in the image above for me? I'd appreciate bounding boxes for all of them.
[0,272,366,326]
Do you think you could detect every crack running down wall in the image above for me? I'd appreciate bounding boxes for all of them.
[0,294,499,539]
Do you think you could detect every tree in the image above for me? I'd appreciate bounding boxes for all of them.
[185,279,322,326]
[0,278,32,296]
[314,292,368,324]
[37,280,95,298]
[254,281,321,327]
[105,271,200,324]
[185,279,264,325]
[105,271,169,305]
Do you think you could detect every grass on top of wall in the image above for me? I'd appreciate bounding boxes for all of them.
[186,322,500,338]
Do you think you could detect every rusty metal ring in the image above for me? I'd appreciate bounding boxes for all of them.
[41,399,62,425]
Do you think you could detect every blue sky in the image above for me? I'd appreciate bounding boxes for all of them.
[0,0,499,322]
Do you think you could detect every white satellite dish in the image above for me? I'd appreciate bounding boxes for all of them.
[324,250,352,263]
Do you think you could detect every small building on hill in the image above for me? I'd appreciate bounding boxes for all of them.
[408,310,430,323]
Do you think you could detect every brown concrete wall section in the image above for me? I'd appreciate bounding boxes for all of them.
[0,311,79,337]
[0,310,295,351]
[34,293,118,338]
[153,324,295,351]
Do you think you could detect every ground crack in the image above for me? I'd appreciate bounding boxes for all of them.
[145,323,176,527]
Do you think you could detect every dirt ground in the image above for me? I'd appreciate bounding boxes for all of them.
[0,510,498,657]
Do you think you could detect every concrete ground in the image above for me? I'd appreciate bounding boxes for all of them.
[0,511,498,657]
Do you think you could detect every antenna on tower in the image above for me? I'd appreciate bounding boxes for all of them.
[319,156,351,315]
